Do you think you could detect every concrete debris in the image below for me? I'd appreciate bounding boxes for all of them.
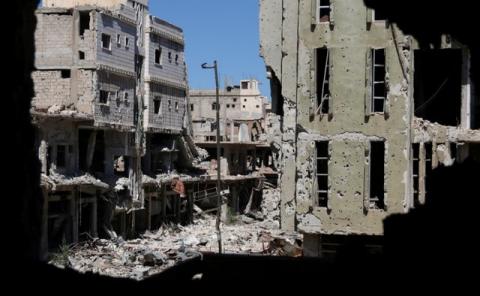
[260,188,281,229]
[114,177,130,192]
[47,104,65,114]
[413,117,480,143]
[194,147,209,163]
[436,144,455,167]
[45,172,109,190]
[54,215,301,280]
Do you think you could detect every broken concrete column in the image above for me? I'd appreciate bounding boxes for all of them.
[436,143,455,167]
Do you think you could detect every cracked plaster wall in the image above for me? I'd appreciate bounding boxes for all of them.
[261,0,413,235]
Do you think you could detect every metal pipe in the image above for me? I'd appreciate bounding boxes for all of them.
[201,61,223,254]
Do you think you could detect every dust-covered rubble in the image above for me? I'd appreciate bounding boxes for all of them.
[51,215,301,280]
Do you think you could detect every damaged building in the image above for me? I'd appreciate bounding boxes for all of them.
[260,0,480,257]
[189,80,276,176]
[189,80,281,227]
[32,0,282,258]
[32,0,205,254]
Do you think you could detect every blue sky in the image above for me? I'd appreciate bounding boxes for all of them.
[150,0,270,98]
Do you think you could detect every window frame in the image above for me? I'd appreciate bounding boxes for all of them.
[101,33,112,51]
[317,0,331,24]
[153,96,162,115]
[316,140,329,208]
[99,90,110,105]
[154,47,163,65]
[368,140,386,210]
[316,47,331,115]
[371,48,386,113]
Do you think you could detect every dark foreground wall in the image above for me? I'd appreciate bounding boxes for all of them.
[8,0,479,289]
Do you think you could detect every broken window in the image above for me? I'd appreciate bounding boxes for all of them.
[369,141,385,209]
[79,11,90,37]
[241,81,249,89]
[155,47,162,65]
[212,103,218,110]
[371,49,386,113]
[425,143,433,199]
[101,33,111,50]
[412,143,420,205]
[154,96,162,114]
[413,143,433,207]
[190,104,194,111]
[99,90,109,104]
[414,49,462,126]
[317,0,331,23]
[316,141,329,207]
[113,155,129,177]
[61,70,71,79]
[91,131,105,174]
[56,145,67,168]
[316,47,330,114]
[373,9,386,21]
[79,51,85,60]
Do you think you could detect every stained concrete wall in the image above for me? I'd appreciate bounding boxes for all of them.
[144,83,186,133]
[37,121,79,175]
[76,69,96,114]
[260,0,413,234]
[76,11,96,67]
[33,70,72,110]
[143,16,187,134]
[146,29,185,82]
[35,11,74,68]
[190,90,265,121]
[94,71,135,128]
[96,12,136,73]
[260,0,299,231]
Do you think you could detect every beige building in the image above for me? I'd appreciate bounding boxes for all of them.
[260,0,480,256]
[189,80,274,176]
[189,79,267,144]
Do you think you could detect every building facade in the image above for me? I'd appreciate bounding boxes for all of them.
[32,0,196,253]
[189,80,273,176]
[260,0,480,255]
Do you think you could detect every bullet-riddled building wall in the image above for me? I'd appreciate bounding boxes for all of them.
[260,0,480,245]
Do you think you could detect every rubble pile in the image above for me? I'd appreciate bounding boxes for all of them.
[260,188,281,229]
[53,215,301,280]
[45,172,109,189]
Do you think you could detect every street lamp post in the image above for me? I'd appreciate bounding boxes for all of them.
[201,61,222,254]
